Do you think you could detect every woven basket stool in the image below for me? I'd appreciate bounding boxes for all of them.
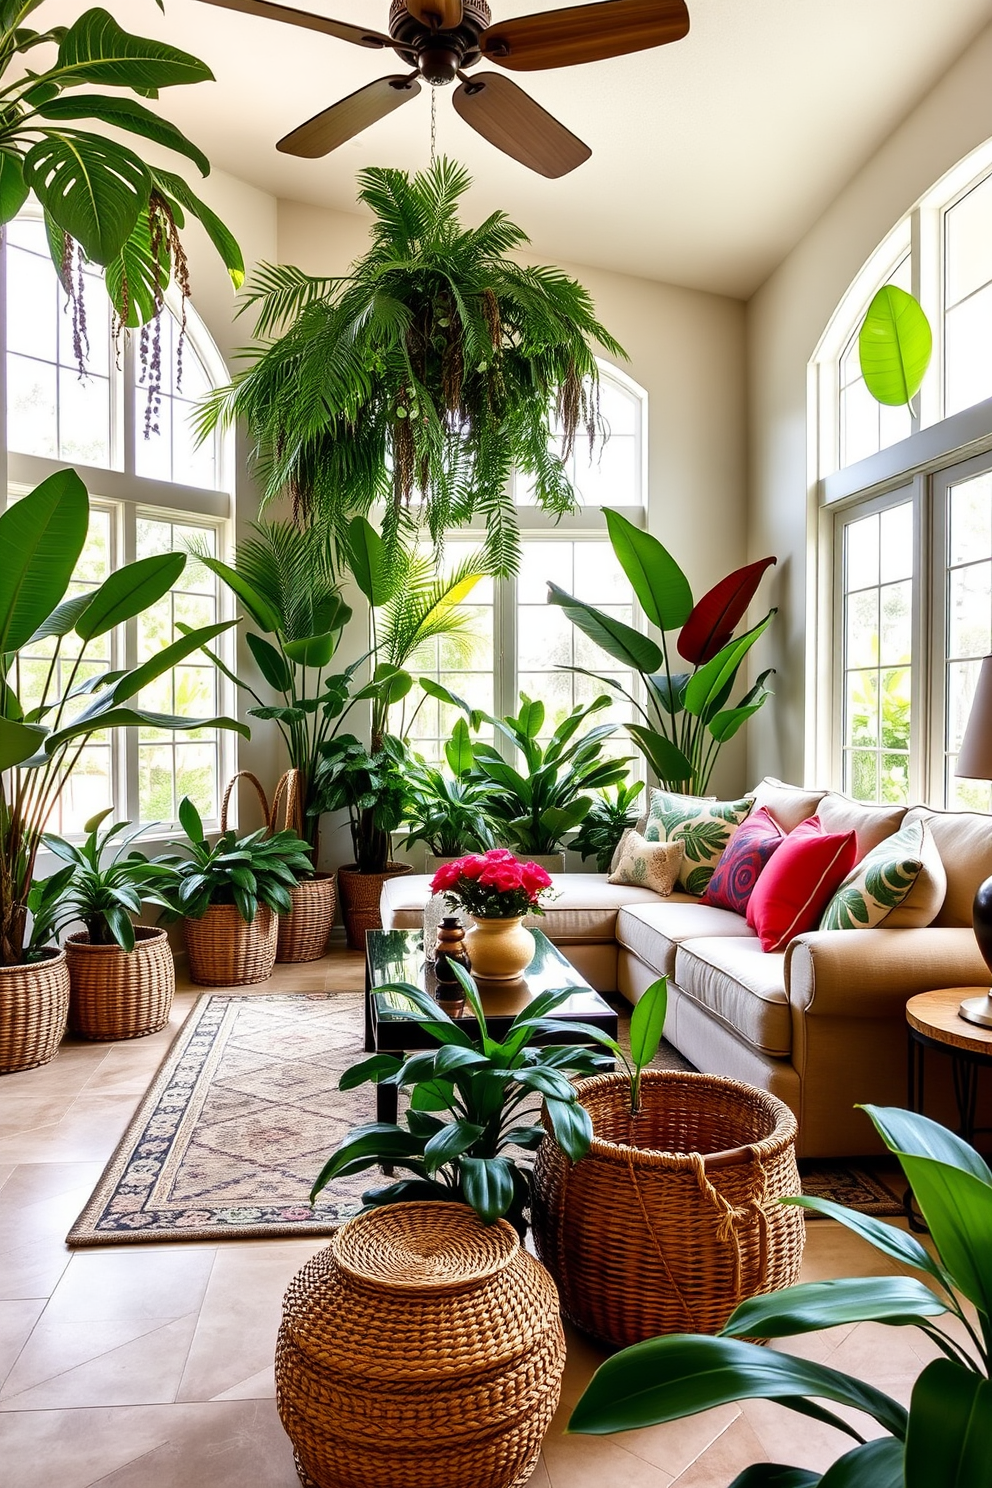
[532,1069,805,1348]
[66,927,175,1040]
[275,1202,564,1488]
[0,949,69,1073]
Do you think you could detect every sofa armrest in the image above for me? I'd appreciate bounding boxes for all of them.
[786,927,989,1019]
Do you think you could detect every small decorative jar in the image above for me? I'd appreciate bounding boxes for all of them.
[464,915,535,982]
[432,916,472,989]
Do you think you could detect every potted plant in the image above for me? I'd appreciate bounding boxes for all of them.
[0,470,246,1073]
[312,963,607,1236]
[401,751,498,866]
[196,156,624,575]
[30,812,178,1041]
[429,848,555,981]
[570,781,645,871]
[159,797,313,986]
[568,1105,991,1485]
[549,510,777,794]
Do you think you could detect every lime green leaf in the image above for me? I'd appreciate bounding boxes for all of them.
[604,510,693,630]
[25,131,149,265]
[629,977,668,1072]
[76,552,185,639]
[858,285,932,407]
[37,94,210,176]
[0,468,88,652]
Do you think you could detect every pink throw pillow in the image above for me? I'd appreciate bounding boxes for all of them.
[746,816,858,953]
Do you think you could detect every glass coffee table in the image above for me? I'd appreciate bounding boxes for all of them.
[364,926,618,1125]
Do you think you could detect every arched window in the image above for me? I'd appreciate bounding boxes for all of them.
[2,211,235,834]
[812,141,992,808]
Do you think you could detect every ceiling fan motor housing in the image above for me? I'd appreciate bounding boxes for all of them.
[388,0,491,78]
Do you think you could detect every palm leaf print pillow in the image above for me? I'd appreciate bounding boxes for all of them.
[819,819,927,930]
[644,790,755,897]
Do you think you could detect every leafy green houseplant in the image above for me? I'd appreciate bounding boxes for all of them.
[312,962,609,1235]
[197,157,624,574]
[569,1104,992,1485]
[550,510,777,795]
[570,781,645,872]
[400,752,497,859]
[312,733,409,877]
[0,1,242,337]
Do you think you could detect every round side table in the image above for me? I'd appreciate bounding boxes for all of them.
[906,987,992,1143]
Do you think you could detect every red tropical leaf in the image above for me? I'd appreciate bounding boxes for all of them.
[677,556,777,666]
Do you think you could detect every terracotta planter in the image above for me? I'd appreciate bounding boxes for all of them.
[464,915,535,981]
[183,904,277,986]
[337,863,413,951]
[276,875,337,964]
[0,948,69,1074]
[65,927,175,1041]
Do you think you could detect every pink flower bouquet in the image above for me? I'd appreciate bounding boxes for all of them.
[429,849,554,919]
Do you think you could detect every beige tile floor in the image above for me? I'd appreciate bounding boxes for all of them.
[0,954,941,1486]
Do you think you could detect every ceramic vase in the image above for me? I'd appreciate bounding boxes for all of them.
[464,915,534,981]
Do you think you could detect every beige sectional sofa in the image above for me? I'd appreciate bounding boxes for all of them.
[379,779,992,1157]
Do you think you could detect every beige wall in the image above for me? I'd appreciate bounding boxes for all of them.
[747,20,992,787]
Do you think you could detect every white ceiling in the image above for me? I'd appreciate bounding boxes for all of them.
[50,0,992,296]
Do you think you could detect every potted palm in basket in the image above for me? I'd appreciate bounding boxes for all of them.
[31,812,179,1040]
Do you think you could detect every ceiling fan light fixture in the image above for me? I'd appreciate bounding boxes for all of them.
[419,43,462,84]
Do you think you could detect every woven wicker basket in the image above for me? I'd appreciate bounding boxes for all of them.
[65,927,175,1040]
[277,875,336,963]
[275,1202,564,1488]
[532,1069,805,1348]
[337,862,413,950]
[183,904,277,987]
[0,949,69,1074]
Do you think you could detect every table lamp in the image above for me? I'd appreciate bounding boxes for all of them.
[955,653,992,1027]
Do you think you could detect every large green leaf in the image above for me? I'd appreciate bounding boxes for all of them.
[544,1096,593,1162]
[37,94,210,176]
[567,1335,908,1439]
[76,552,185,640]
[45,706,248,752]
[282,633,339,668]
[107,619,238,704]
[26,591,93,645]
[105,208,168,327]
[246,632,292,693]
[604,510,693,630]
[819,1438,903,1488]
[629,977,668,1071]
[0,717,47,769]
[548,583,663,671]
[858,285,932,407]
[25,131,149,265]
[459,1155,515,1223]
[422,1121,484,1175]
[151,168,245,290]
[0,149,28,224]
[0,469,88,652]
[626,724,693,784]
[445,717,475,776]
[347,516,396,606]
[781,1195,951,1288]
[54,9,214,89]
[722,1277,948,1339]
[196,554,281,633]
[905,1360,992,1488]
[683,612,776,717]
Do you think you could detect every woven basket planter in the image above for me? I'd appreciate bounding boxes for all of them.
[183,904,277,987]
[0,949,69,1074]
[275,1202,564,1488]
[337,862,413,950]
[65,927,175,1041]
[276,874,336,964]
[532,1069,805,1348]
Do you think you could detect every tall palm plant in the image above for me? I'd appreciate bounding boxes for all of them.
[195,156,625,575]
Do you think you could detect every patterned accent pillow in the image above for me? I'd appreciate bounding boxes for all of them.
[608,833,684,896]
[644,789,755,897]
[703,807,785,914]
[819,819,927,931]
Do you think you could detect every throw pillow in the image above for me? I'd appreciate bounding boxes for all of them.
[608,809,654,876]
[608,833,684,896]
[703,807,785,914]
[881,821,946,928]
[819,818,930,931]
[746,817,858,953]
[644,789,754,897]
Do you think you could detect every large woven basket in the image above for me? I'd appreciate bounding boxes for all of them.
[532,1069,805,1347]
[275,1202,564,1488]
[337,862,413,950]
[65,927,175,1040]
[183,904,277,986]
[0,949,69,1074]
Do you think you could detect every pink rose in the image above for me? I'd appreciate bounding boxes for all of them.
[430,862,460,893]
[521,862,552,893]
[493,865,523,892]
[483,848,516,863]
[459,855,486,879]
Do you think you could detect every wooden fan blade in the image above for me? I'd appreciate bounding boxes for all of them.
[194,0,393,51]
[480,0,689,71]
[453,74,589,178]
[405,0,464,28]
[277,76,421,157]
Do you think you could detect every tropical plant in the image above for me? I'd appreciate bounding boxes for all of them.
[859,286,933,410]
[196,156,625,574]
[429,849,554,920]
[570,780,645,872]
[550,510,777,795]
[0,0,242,339]
[312,961,609,1233]
[30,809,178,952]
[311,733,409,875]
[0,469,246,966]
[401,753,497,858]
[158,796,312,923]
[569,1103,992,1485]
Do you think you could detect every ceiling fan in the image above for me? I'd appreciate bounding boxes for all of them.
[195,0,689,178]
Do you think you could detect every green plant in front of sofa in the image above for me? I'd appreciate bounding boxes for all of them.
[0,469,247,967]
[571,781,645,872]
[31,810,178,952]
[159,797,312,923]
[312,960,610,1232]
[549,511,776,795]
[569,1104,992,1485]
[401,751,498,857]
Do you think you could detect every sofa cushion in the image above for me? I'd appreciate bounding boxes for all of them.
[644,789,755,896]
[616,899,753,980]
[380,872,664,943]
[746,818,858,952]
[903,804,992,927]
[816,792,907,857]
[608,832,684,894]
[675,938,791,1057]
[750,777,825,833]
[703,806,785,914]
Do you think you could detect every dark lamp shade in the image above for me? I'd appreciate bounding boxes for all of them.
[956,655,992,780]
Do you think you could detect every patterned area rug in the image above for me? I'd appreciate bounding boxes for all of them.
[68,990,903,1246]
